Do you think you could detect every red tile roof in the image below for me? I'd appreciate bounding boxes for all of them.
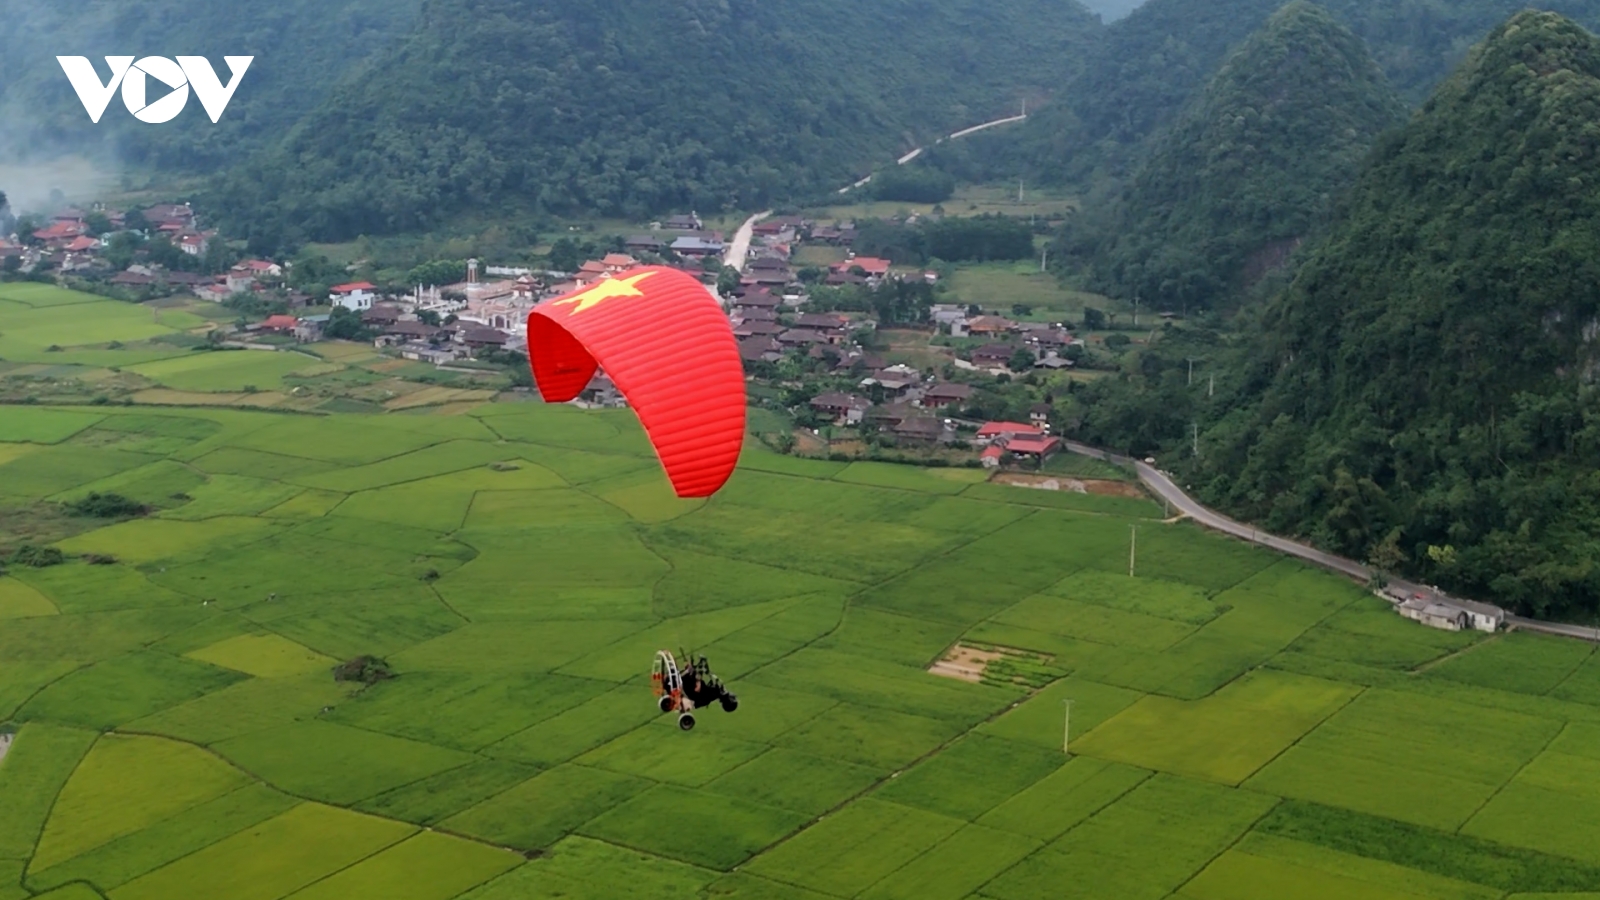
[331,281,376,293]
[832,256,891,275]
[977,421,1044,439]
[261,315,300,330]
[1005,436,1061,455]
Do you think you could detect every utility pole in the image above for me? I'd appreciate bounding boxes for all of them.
[1063,698,1073,754]
[1040,247,1048,273]
[1018,179,1025,204]
[1186,357,1196,386]
[1129,525,1137,577]
[1192,422,1200,457]
[1132,296,1139,329]
[1208,374,1214,398]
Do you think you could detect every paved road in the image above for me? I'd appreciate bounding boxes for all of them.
[723,210,772,272]
[836,112,1030,195]
[1059,439,1598,643]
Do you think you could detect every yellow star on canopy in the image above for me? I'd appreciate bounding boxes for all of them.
[551,270,658,315]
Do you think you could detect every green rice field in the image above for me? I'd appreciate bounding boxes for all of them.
[3,327,1600,896]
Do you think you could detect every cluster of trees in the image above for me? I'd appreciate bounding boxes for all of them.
[1053,2,1406,311]
[867,164,955,203]
[854,214,1035,265]
[806,279,936,326]
[1064,12,1600,619]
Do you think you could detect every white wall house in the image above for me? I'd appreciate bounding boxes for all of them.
[330,282,377,310]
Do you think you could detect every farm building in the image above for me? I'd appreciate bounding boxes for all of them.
[1391,589,1505,633]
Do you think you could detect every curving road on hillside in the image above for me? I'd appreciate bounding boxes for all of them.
[834,111,1031,196]
[725,112,1031,269]
[1060,439,1600,643]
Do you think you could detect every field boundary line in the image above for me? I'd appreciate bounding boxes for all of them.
[102,729,534,857]
[1165,798,1284,899]
[1545,642,1599,697]
[12,726,102,877]
[1455,718,1568,835]
[604,512,1050,870]
[426,583,470,625]
[970,765,1158,895]
[737,508,1045,684]
[1411,634,1500,675]
[1238,684,1367,791]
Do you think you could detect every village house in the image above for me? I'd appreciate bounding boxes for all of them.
[747,255,791,272]
[1004,435,1062,463]
[739,336,783,363]
[810,392,871,426]
[671,236,725,259]
[733,291,781,312]
[377,320,447,345]
[778,329,831,350]
[1035,353,1073,370]
[792,313,849,342]
[1388,588,1505,633]
[893,416,956,445]
[1030,403,1053,428]
[917,382,973,409]
[400,342,463,364]
[361,305,402,328]
[976,421,1045,444]
[625,234,664,254]
[733,320,785,338]
[257,314,300,335]
[178,233,210,256]
[294,314,329,342]
[600,253,638,272]
[663,213,703,231]
[830,256,891,278]
[577,373,626,408]
[453,324,510,351]
[965,315,1015,337]
[732,307,778,323]
[329,281,378,310]
[971,343,1019,370]
[143,203,193,228]
[866,402,918,429]
[860,370,919,401]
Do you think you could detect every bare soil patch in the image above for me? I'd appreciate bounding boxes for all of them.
[928,644,1010,683]
[992,472,1145,498]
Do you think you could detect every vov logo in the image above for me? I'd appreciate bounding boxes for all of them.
[57,56,253,124]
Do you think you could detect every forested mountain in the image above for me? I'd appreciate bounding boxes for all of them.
[933,0,1600,188]
[1053,2,1405,310]
[208,0,1102,249]
[0,0,420,171]
[1076,11,1600,618]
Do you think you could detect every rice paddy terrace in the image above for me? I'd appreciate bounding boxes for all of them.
[4,284,1600,899]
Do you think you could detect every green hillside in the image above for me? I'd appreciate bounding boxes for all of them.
[0,0,421,172]
[1055,1,1406,310]
[1077,11,1600,619]
[935,0,1600,189]
[208,0,1102,248]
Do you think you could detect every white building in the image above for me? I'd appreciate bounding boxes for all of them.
[329,281,377,310]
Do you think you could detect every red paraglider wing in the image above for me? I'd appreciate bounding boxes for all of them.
[526,266,745,497]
